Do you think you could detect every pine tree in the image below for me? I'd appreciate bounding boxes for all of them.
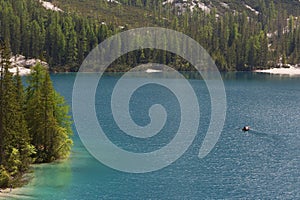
[26,64,48,163]
[0,42,35,186]
[14,70,36,172]
[0,41,11,166]
[51,91,73,160]
[26,64,72,163]
[30,20,45,58]
[0,49,22,178]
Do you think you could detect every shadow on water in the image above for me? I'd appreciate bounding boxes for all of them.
[248,129,270,137]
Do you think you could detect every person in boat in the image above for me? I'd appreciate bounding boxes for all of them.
[242,126,250,131]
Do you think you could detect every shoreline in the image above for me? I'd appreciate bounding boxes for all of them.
[8,67,31,76]
[254,67,300,75]
[51,67,300,75]
[0,160,71,199]
[0,172,34,199]
[0,187,33,199]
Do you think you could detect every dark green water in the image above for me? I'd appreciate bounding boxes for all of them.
[6,72,300,199]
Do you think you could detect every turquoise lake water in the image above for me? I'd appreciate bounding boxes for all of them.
[6,72,300,199]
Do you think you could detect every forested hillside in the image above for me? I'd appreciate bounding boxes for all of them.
[1,0,300,71]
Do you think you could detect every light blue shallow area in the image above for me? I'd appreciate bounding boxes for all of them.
[7,72,300,199]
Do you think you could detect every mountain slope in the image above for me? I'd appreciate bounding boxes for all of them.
[48,0,300,35]
[2,0,300,72]
[51,0,162,28]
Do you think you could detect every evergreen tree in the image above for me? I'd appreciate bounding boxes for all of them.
[14,70,36,172]
[0,41,11,166]
[0,10,75,184]
[26,64,72,163]
[0,42,34,187]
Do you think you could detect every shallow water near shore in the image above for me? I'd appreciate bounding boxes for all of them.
[3,72,299,199]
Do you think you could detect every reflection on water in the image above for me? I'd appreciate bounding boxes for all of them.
[30,160,72,189]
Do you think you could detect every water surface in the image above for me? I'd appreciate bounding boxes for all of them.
[6,72,300,199]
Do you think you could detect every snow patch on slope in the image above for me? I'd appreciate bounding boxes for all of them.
[107,0,121,4]
[197,2,210,13]
[220,2,229,9]
[163,0,175,6]
[163,0,210,13]
[245,4,259,15]
[39,0,63,12]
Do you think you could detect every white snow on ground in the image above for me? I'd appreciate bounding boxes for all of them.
[267,32,274,38]
[163,0,210,13]
[107,0,121,4]
[39,0,63,12]
[8,67,31,76]
[1,55,48,76]
[255,67,300,76]
[197,2,210,13]
[163,0,175,6]
[245,4,259,15]
[145,69,163,73]
[220,2,229,9]
[189,2,196,11]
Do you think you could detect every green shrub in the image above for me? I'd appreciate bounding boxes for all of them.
[0,165,10,188]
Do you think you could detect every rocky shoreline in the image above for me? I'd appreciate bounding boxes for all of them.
[254,65,300,75]
[3,54,300,76]
[1,54,49,76]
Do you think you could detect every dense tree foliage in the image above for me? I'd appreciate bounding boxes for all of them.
[1,0,300,72]
[0,42,72,188]
[25,64,73,163]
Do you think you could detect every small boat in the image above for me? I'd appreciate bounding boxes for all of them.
[242,126,250,132]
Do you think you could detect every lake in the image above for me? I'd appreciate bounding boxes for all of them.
[7,72,300,199]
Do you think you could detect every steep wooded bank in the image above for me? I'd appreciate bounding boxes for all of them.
[1,0,300,71]
[0,42,73,189]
